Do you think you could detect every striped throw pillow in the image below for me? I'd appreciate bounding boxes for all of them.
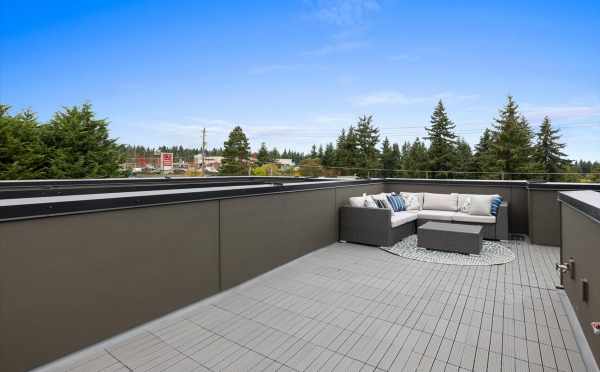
[387,194,406,212]
[490,196,503,216]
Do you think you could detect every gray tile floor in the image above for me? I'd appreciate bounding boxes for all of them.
[38,238,592,372]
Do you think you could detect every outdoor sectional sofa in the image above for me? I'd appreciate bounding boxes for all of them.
[339,192,509,247]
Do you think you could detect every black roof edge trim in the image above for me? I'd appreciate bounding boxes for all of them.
[558,191,600,223]
[0,179,381,222]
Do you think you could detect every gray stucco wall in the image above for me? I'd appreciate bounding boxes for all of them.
[0,182,384,372]
[528,189,562,246]
[0,202,221,372]
[561,202,600,366]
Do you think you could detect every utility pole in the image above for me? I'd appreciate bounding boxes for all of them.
[201,128,206,176]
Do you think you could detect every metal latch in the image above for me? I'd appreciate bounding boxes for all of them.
[556,258,576,279]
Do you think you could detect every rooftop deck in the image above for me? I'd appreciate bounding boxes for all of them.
[37,237,591,372]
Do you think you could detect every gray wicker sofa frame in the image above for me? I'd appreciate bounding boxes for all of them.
[339,202,509,247]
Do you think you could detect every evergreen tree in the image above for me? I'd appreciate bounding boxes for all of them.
[381,137,401,178]
[490,96,535,179]
[310,144,318,158]
[257,142,269,165]
[425,100,456,177]
[406,138,429,178]
[355,115,380,173]
[269,147,280,161]
[317,144,324,160]
[399,142,412,172]
[219,126,250,175]
[391,143,402,178]
[534,116,569,181]
[335,126,359,170]
[453,138,474,179]
[472,128,495,177]
[0,105,48,179]
[322,143,336,167]
[42,103,122,178]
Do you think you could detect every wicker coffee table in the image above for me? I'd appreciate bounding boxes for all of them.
[417,221,483,255]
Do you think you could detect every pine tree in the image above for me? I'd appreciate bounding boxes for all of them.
[42,103,122,178]
[381,137,401,178]
[534,116,569,181]
[355,115,380,174]
[317,144,324,160]
[380,137,393,177]
[257,142,269,166]
[335,126,359,171]
[322,143,336,167]
[310,144,318,158]
[269,147,280,161]
[472,128,496,178]
[0,105,48,179]
[425,100,456,177]
[490,96,535,179]
[391,143,402,177]
[219,126,250,175]
[406,138,429,178]
[453,138,474,179]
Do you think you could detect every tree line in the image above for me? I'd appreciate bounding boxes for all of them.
[2,99,599,181]
[302,96,592,181]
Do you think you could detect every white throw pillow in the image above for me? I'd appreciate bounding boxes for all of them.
[400,192,423,211]
[458,193,501,214]
[422,193,458,211]
[457,194,472,213]
[469,195,494,216]
[349,196,365,208]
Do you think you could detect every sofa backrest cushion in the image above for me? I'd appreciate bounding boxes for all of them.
[349,196,366,208]
[399,192,423,211]
[422,193,458,211]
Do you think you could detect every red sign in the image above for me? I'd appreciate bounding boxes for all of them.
[161,153,173,170]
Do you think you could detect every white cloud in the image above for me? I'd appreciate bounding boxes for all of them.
[308,0,381,26]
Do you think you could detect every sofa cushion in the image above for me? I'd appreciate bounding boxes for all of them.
[452,212,496,224]
[469,195,494,216]
[391,211,418,227]
[400,192,423,211]
[349,196,366,208]
[417,209,455,221]
[422,193,458,211]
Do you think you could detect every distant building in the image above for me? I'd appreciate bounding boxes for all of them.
[276,158,294,167]
[193,155,224,173]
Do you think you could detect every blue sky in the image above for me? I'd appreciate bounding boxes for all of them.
[2,0,600,160]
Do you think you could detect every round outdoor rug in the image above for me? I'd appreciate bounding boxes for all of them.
[380,234,515,266]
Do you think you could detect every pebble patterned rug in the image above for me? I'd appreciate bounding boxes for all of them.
[380,234,516,266]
